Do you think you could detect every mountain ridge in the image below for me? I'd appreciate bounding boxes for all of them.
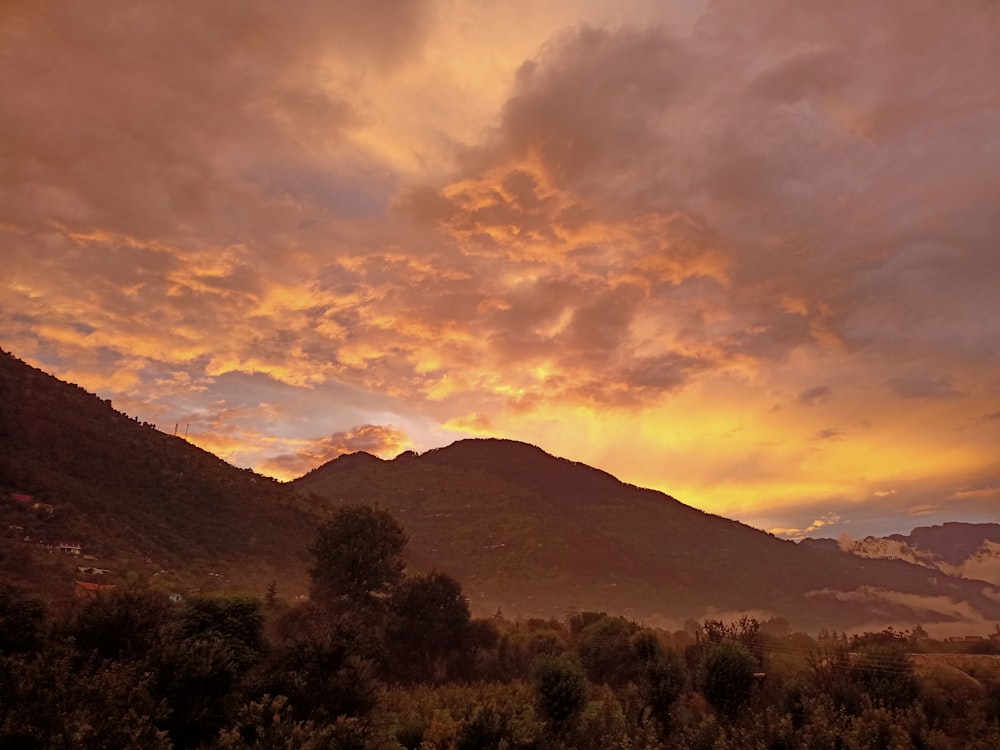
[5,347,1000,633]
[295,439,1000,631]
[807,522,1000,589]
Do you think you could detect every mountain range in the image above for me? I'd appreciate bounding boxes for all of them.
[3,346,1000,633]
[803,524,1000,590]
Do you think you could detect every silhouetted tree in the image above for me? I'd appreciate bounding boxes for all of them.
[533,654,588,733]
[575,615,640,687]
[629,630,687,726]
[698,639,757,718]
[179,596,265,672]
[309,504,407,611]
[63,586,171,661]
[259,631,378,724]
[853,642,919,709]
[386,571,471,682]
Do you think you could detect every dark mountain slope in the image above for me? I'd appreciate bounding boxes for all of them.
[0,349,317,599]
[6,347,1000,633]
[296,439,1000,631]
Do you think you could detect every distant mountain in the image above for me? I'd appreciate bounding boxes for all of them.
[0,348,318,599]
[812,523,1000,588]
[294,439,1000,632]
[6,346,1000,633]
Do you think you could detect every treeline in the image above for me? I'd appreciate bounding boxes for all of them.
[4,505,1000,749]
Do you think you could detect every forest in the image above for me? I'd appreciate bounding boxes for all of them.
[4,503,1000,750]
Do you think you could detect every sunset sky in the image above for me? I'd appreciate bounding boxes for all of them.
[3,0,999,540]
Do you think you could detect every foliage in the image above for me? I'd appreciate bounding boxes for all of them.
[179,595,266,671]
[8,488,1000,750]
[0,584,46,653]
[697,639,758,718]
[638,635,687,727]
[309,504,407,609]
[852,642,920,710]
[258,631,379,724]
[385,570,473,683]
[532,654,588,732]
[63,586,172,661]
[575,614,640,687]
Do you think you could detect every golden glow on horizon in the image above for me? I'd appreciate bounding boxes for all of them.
[4,0,999,537]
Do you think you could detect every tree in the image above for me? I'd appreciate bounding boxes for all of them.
[697,639,757,718]
[179,596,265,672]
[63,586,171,661]
[309,504,407,609]
[386,571,472,682]
[853,642,919,709]
[575,615,640,687]
[258,631,378,724]
[630,631,687,726]
[533,654,588,732]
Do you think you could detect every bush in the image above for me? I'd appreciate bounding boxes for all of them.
[533,654,588,732]
[697,640,757,718]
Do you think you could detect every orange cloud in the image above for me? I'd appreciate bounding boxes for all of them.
[258,424,411,479]
[3,1,1000,538]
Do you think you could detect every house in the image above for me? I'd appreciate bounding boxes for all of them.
[74,581,117,598]
[56,542,82,555]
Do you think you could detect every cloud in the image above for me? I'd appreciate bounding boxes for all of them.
[884,375,962,400]
[258,424,411,478]
[797,385,833,407]
[768,512,841,540]
[811,428,844,442]
[3,1,1000,536]
[805,586,989,625]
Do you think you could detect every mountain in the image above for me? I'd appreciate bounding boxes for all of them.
[6,346,1000,633]
[0,348,318,600]
[809,523,1000,588]
[294,439,1000,632]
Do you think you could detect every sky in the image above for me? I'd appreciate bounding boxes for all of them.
[2,0,999,540]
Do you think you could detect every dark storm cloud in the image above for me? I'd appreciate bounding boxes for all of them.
[496,25,690,190]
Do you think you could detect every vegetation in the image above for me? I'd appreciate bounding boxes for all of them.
[294,437,1000,631]
[11,349,1000,746]
[7,346,1000,634]
[6,507,1000,749]
[0,348,320,601]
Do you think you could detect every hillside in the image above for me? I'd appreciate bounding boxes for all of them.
[6,346,1000,634]
[0,348,318,600]
[295,440,1000,632]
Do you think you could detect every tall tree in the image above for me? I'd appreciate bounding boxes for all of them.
[533,654,588,733]
[309,504,408,609]
[386,571,471,682]
[697,639,757,718]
